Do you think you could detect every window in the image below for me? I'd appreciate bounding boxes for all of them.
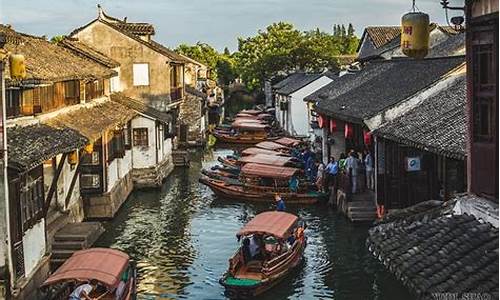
[133,128,149,147]
[133,63,149,86]
[81,151,100,166]
[85,79,104,101]
[6,89,21,118]
[19,170,44,231]
[472,30,496,143]
[107,130,125,162]
[64,80,80,104]
[80,174,100,189]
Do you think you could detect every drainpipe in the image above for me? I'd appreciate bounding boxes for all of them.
[0,43,12,298]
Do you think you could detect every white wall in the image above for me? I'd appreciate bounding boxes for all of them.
[131,116,157,169]
[107,158,119,193]
[22,219,46,277]
[287,76,333,136]
[110,68,122,92]
[107,149,133,193]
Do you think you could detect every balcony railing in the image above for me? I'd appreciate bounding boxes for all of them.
[170,86,183,102]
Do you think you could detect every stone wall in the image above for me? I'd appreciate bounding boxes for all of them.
[179,92,204,142]
[84,173,133,219]
[131,156,174,189]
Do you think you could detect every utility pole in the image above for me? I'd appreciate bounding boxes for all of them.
[0,32,10,300]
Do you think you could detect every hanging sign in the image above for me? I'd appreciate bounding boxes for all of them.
[406,156,421,172]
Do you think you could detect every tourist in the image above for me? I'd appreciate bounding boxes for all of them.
[338,152,347,172]
[288,175,299,193]
[69,279,98,300]
[345,150,360,194]
[316,160,326,192]
[305,154,317,182]
[275,194,286,211]
[325,157,339,192]
[364,150,374,190]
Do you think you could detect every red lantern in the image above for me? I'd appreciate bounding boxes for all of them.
[364,130,372,146]
[345,123,353,139]
[318,115,326,128]
[330,119,337,133]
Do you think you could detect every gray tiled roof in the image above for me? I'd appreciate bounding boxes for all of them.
[7,124,88,171]
[312,56,465,123]
[274,73,325,96]
[374,75,466,159]
[367,199,499,299]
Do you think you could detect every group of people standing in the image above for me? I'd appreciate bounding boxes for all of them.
[315,149,375,195]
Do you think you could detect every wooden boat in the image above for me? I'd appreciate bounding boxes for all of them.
[238,154,302,168]
[255,141,290,152]
[220,211,306,298]
[274,137,304,147]
[213,123,271,145]
[199,163,324,204]
[41,248,137,300]
[240,147,291,157]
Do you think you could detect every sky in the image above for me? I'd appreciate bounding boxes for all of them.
[0,0,464,51]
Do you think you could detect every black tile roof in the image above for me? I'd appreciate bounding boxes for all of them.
[7,124,88,171]
[312,56,465,124]
[367,199,499,299]
[110,93,172,123]
[59,37,120,68]
[374,75,466,159]
[274,73,324,96]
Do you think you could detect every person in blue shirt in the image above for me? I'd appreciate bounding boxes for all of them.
[288,175,299,193]
[275,194,286,211]
[305,155,317,182]
[325,157,339,193]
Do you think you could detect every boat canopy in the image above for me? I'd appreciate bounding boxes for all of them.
[255,141,289,151]
[256,113,273,120]
[238,154,295,166]
[275,137,302,147]
[42,248,129,289]
[231,122,269,131]
[235,113,257,118]
[237,211,298,239]
[241,147,290,157]
[240,163,299,179]
[240,109,262,115]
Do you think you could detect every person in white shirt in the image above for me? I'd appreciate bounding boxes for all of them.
[364,150,374,190]
[69,280,97,300]
[345,150,360,194]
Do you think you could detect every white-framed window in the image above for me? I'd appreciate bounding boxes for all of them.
[133,63,150,86]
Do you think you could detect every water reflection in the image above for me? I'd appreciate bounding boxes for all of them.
[96,148,414,300]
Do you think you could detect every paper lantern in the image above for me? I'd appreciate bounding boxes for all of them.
[9,54,26,79]
[84,143,94,154]
[344,123,353,139]
[363,130,372,146]
[68,151,78,165]
[318,115,326,129]
[330,119,337,133]
[401,12,430,59]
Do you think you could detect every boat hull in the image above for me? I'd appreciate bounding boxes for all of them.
[199,176,321,204]
[213,132,269,145]
[220,238,306,299]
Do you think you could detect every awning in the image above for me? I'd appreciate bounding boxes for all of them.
[42,248,129,289]
[45,100,137,141]
[240,163,299,179]
[241,147,290,157]
[238,211,298,239]
[7,124,88,171]
[275,137,302,147]
[238,154,295,166]
[255,141,289,151]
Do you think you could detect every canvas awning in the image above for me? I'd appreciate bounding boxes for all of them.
[238,211,298,239]
[275,137,302,147]
[42,248,129,289]
[255,141,289,151]
[241,147,290,157]
[240,163,299,179]
[238,154,295,166]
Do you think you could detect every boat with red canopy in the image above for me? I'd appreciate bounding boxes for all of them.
[241,147,290,157]
[199,163,324,204]
[255,141,290,151]
[220,211,306,298]
[41,248,137,300]
[238,154,301,167]
[214,122,270,144]
[274,137,304,147]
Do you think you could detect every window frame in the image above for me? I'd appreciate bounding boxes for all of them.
[133,128,149,147]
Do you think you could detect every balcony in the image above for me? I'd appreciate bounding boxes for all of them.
[170,86,183,102]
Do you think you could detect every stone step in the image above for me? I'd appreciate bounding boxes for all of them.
[348,211,377,222]
[50,258,67,270]
[52,240,86,250]
[51,249,76,260]
[348,207,377,214]
[348,201,377,208]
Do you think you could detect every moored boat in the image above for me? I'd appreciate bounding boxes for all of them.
[213,123,271,144]
[199,163,325,204]
[220,211,307,299]
[40,248,137,300]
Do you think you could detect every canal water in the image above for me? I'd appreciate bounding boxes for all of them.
[95,149,414,300]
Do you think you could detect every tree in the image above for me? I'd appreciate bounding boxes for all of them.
[50,35,66,43]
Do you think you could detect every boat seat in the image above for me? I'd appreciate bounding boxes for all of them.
[246,260,262,272]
